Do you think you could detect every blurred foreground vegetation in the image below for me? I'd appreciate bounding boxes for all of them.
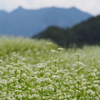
[0,37,100,100]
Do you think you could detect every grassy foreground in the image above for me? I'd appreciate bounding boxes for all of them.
[0,37,100,100]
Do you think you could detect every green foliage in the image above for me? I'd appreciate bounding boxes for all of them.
[0,37,100,99]
[33,15,100,48]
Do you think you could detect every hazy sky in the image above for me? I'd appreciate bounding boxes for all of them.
[0,0,100,15]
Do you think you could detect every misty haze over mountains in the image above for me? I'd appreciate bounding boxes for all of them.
[0,7,92,37]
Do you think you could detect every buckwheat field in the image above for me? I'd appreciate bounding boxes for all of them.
[0,37,100,100]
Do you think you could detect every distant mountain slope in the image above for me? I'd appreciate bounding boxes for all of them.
[33,15,100,47]
[0,7,92,37]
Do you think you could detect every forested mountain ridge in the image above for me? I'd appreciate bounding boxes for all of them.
[0,7,92,37]
[33,15,100,47]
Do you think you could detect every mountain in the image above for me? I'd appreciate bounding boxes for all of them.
[33,15,100,47]
[0,7,92,37]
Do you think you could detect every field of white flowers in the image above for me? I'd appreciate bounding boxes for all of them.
[0,37,100,100]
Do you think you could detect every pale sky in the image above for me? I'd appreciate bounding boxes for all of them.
[0,0,100,15]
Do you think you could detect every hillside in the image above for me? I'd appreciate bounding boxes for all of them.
[33,15,100,47]
[0,7,92,37]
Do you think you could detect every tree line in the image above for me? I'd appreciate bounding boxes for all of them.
[33,15,100,48]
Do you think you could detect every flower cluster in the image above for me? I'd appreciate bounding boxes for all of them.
[0,38,100,99]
